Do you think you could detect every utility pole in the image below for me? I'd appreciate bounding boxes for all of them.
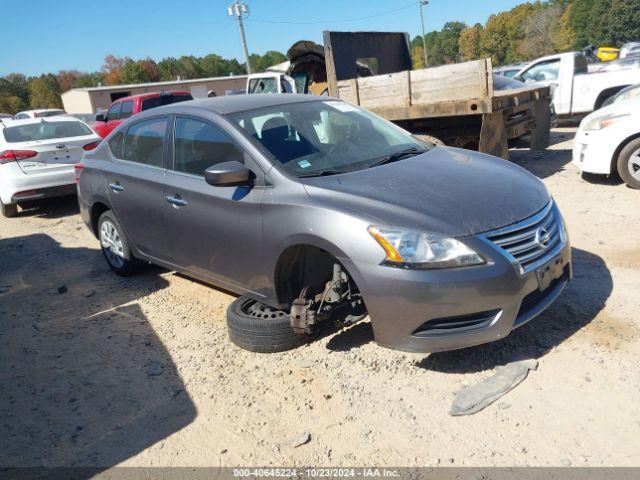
[419,0,429,68]
[228,0,252,74]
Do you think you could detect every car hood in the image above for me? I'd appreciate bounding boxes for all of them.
[301,147,550,237]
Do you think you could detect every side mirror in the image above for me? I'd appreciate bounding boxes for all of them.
[204,161,252,187]
[513,74,523,82]
[95,113,106,122]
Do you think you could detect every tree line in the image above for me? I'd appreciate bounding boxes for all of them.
[1,0,639,114]
[411,0,640,68]
[0,51,286,114]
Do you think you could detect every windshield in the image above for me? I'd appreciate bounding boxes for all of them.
[229,100,429,177]
[2,120,93,143]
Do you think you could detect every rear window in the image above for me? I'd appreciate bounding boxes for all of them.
[36,110,66,118]
[2,121,92,143]
[141,94,193,111]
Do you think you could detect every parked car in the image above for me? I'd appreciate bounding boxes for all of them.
[14,109,66,119]
[78,95,571,354]
[492,75,525,91]
[514,52,640,115]
[592,57,640,73]
[619,42,640,59]
[0,113,12,119]
[0,117,101,217]
[573,97,640,189]
[494,63,529,78]
[90,91,193,138]
[601,83,640,108]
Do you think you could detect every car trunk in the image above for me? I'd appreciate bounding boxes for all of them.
[13,136,94,175]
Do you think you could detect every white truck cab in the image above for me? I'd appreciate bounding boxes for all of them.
[514,52,640,116]
[246,73,297,94]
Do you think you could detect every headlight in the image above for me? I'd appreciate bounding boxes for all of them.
[582,113,630,131]
[368,226,485,269]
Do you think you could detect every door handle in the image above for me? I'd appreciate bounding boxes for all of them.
[166,195,188,207]
[109,182,124,192]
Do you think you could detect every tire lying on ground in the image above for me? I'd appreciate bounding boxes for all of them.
[227,297,307,353]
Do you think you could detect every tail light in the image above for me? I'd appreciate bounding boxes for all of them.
[74,163,84,183]
[0,150,38,164]
[83,141,101,151]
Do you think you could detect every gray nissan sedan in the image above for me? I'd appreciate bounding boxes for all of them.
[77,95,571,353]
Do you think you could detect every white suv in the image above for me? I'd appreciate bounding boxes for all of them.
[0,117,101,217]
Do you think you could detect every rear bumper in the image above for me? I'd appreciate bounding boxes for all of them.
[358,229,571,353]
[0,163,76,204]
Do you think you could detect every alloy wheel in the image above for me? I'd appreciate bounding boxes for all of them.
[100,220,125,269]
[628,148,640,181]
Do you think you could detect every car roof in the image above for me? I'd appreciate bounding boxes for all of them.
[0,116,86,129]
[152,94,325,116]
[113,91,191,103]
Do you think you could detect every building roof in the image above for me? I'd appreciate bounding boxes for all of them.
[62,74,248,95]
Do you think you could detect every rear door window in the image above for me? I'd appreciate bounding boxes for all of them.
[172,117,244,176]
[120,101,134,119]
[106,103,122,122]
[121,117,167,168]
[141,94,193,111]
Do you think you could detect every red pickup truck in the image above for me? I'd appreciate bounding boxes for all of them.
[90,91,193,138]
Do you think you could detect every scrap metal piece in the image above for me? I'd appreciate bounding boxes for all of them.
[450,359,539,416]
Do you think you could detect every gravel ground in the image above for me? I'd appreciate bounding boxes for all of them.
[1,128,638,469]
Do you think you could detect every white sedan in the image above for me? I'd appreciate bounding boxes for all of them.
[572,97,640,189]
[13,109,67,119]
[0,117,101,217]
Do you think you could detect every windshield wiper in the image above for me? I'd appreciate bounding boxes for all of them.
[368,147,426,168]
[298,170,348,178]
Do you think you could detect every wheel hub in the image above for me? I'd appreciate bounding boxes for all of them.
[100,220,125,268]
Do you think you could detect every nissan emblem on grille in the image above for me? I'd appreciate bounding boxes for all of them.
[482,202,565,274]
[535,227,551,249]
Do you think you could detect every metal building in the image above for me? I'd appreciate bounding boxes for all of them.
[61,75,247,113]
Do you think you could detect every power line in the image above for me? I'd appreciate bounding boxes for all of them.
[245,2,416,25]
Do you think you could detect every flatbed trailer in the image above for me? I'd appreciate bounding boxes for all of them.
[321,31,551,159]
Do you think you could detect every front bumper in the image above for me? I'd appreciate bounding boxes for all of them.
[572,128,616,175]
[358,207,572,353]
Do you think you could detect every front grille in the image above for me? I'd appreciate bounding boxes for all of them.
[482,202,564,274]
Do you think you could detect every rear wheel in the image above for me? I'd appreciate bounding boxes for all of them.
[617,139,640,189]
[227,297,307,353]
[98,211,141,276]
[1,201,18,218]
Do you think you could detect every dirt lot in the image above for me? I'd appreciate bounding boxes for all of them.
[1,128,638,469]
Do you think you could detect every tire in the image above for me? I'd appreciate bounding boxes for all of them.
[227,297,307,353]
[1,201,18,218]
[97,210,142,276]
[616,138,640,189]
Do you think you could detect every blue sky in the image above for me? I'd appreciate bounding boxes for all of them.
[0,0,523,76]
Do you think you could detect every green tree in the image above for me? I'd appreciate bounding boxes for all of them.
[157,57,181,81]
[27,74,63,109]
[120,58,160,84]
[606,0,640,45]
[176,56,202,79]
[73,72,106,88]
[459,24,484,61]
